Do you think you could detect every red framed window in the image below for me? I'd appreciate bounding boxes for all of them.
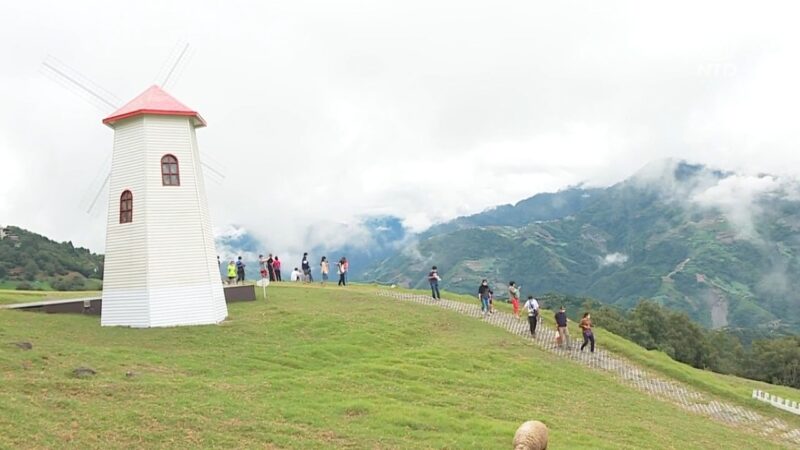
[161,154,180,186]
[120,190,133,224]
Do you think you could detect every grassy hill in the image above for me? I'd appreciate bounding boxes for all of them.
[0,225,103,291]
[2,284,798,448]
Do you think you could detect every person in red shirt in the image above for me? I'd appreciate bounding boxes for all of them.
[272,256,282,282]
[508,281,520,319]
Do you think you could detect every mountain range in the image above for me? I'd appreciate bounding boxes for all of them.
[361,160,800,334]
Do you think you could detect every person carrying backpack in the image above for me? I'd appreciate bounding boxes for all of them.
[523,295,540,337]
[428,266,442,299]
[236,256,246,285]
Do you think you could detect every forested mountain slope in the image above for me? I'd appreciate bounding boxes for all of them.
[363,161,800,333]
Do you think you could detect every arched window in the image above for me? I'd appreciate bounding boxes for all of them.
[161,154,180,186]
[120,190,133,224]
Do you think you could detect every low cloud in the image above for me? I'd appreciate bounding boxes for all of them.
[690,174,783,240]
[601,252,628,266]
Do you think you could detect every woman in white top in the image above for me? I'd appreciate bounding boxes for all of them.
[523,296,540,337]
[320,256,329,284]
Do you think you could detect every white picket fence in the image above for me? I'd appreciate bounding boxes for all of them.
[753,390,800,416]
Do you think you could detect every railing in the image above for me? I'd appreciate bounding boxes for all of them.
[752,390,800,415]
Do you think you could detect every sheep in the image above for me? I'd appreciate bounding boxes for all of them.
[512,420,548,450]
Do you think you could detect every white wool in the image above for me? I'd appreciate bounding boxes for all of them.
[512,420,549,450]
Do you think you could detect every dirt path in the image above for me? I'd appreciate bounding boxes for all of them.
[377,290,800,448]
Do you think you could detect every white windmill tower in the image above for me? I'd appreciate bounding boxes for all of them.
[100,86,227,327]
[43,46,228,327]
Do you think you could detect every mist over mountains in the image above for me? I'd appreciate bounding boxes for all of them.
[361,160,800,333]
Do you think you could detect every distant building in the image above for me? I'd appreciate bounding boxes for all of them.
[0,226,21,247]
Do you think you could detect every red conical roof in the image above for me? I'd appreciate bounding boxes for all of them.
[102,85,206,128]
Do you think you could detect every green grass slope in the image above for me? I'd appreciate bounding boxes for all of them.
[0,284,794,449]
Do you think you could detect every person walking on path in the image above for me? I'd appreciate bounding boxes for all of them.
[226,260,237,285]
[273,256,282,282]
[579,312,595,353]
[523,295,540,337]
[508,281,521,319]
[236,256,246,285]
[555,305,570,349]
[477,279,491,317]
[266,254,276,281]
[301,252,313,282]
[428,266,442,299]
[320,256,329,284]
[337,257,348,286]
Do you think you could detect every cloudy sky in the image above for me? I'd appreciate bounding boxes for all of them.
[1,1,800,256]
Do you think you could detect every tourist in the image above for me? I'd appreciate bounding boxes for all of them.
[508,281,521,319]
[273,256,282,281]
[301,252,313,282]
[428,266,441,299]
[579,312,595,353]
[291,267,302,282]
[489,289,495,314]
[337,257,348,286]
[226,260,236,285]
[523,295,540,337]
[477,279,491,317]
[266,254,276,281]
[236,256,246,285]
[320,256,329,284]
[258,254,268,279]
[555,305,570,349]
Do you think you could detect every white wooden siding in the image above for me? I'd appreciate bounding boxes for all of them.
[102,114,227,327]
[102,118,149,327]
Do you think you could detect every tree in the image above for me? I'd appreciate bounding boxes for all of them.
[746,337,800,388]
[706,330,745,375]
[22,260,39,281]
[627,300,670,350]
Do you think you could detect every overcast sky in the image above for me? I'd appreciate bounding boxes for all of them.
[1,1,800,256]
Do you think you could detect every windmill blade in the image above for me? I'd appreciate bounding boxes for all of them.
[78,152,112,209]
[162,42,191,88]
[153,41,185,86]
[86,172,110,214]
[200,151,227,175]
[154,41,195,90]
[41,56,122,112]
[202,166,225,185]
[201,161,226,180]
